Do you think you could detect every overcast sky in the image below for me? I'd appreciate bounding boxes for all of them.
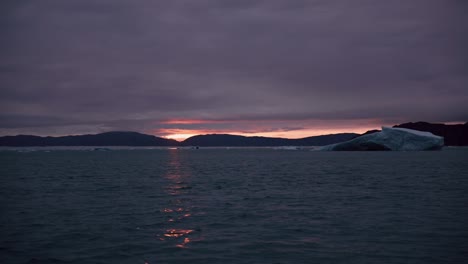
[1,0,467,139]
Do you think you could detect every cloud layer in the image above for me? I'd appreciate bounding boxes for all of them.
[1,0,467,137]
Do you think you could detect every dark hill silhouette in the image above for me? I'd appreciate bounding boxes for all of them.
[393,122,468,146]
[0,131,178,146]
[0,132,358,147]
[181,133,358,147]
[3,121,465,147]
[299,134,359,146]
[357,129,380,137]
[181,134,291,147]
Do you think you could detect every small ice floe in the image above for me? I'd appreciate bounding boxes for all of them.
[17,149,36,153]
[93,147,111,151]
[274,146,302,150]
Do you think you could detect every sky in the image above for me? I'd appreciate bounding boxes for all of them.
[1,0,467,140]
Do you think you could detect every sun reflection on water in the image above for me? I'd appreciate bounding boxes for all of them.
[176,237,191,248]
[164,229,194,238]
[157,149,200,248]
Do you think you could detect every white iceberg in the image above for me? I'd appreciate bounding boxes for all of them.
[319,127,444,151]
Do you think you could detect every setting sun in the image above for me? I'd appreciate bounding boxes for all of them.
[165,133,199,141]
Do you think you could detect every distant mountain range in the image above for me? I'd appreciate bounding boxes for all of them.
[180,133,358,147]
[356,122,468,146]
[1,122,466,147]
[0,131,357,147]
[393,122,468,146]
[0,131,178,147]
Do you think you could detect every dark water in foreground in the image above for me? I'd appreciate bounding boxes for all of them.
[1,148,468,264]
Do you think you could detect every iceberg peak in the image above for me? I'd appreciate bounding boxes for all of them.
[320,127,444,151]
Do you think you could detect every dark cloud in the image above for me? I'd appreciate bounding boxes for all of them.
[1,0,467,136]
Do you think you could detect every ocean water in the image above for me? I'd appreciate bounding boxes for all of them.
[1,148,468,264]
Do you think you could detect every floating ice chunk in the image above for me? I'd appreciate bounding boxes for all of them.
[274,146,302,150]
[320,127,444,151]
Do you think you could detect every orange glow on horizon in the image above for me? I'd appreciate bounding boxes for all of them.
[166,133,201,141]
[149,117,406,141]
[147,118,400,141]
[155,125,384,141]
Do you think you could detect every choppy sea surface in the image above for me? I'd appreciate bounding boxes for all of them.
[1,147,468,264]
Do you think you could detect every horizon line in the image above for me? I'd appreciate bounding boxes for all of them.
[0,130,362,142]
[0,121,468,142]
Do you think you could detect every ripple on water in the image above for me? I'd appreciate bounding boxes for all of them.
[1,148,468,263]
